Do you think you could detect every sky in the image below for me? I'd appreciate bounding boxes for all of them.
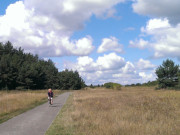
[0,0,180,85]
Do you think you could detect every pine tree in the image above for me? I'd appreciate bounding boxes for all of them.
[155,59,179,88]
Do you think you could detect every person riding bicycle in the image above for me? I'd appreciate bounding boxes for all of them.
[48,88,53,105]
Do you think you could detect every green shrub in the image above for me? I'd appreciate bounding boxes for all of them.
[104,82,122,90]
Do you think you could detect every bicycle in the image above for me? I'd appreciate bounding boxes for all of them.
[48,97,53,105]
[48,89,54,105]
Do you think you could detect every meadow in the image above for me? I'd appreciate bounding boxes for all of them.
[0,90,63,123]
[46,87,180,135]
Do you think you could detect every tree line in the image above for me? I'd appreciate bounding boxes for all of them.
[125,81,158,87]
[0,41,85,90]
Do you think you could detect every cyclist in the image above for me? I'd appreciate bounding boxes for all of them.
[48,88,54,105]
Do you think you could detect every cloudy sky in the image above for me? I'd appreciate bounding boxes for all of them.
[0,0,180,85]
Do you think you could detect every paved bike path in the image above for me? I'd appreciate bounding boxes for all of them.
[0,92,71,135]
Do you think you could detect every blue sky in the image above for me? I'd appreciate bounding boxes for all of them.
[1,0,180,85]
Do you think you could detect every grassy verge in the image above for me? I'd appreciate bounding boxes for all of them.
[0,90,64,124]
[46,87,180,135]
[45,94,74,135]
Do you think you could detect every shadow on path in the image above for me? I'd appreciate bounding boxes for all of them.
[49,103,62,107]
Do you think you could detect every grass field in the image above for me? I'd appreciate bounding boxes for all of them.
[0,90,63,123]
[46,87,180,135]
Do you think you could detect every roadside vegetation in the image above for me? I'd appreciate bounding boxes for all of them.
[0,90,63,123]
[46,87,180,135]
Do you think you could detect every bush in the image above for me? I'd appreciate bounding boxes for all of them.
[104,82,122,90]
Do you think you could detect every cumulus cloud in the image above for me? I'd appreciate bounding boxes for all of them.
[0,1,94,56]
[132,0,180,24]
[130,18,180,59]
[24,0,125,29]
[139,72,155,82]
[64,54,156,85]
[141,18,171,33]
[68,52,126,72]
[64,53,127,84]
[97,37,123,53]
[97,53,125,70]
[0,0,125,57]
[121,61,136,74]
[136,59,156,70]
[129,38,148,49]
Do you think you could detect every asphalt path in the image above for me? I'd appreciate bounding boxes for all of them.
[0,92,71,135]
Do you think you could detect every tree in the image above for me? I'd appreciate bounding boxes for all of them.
[89,84,93,88]
[57,69,85,90]
[42,60,59,89]
[176,72,180,89]
[155,59,179,88]
[0,41,86,90]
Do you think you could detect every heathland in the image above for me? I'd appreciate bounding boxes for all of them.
[46,87,180,135]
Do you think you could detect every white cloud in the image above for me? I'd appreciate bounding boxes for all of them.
[0,1,94,57]
[136,59,156,70]
[69,52,125,72]
[97,37,123,53]
[130,19,171,49]
[97,53,125,70]
[0,0,125,57]
[130,18,180,59]
[64,53,127,84]
[112,59,156,84]
[141,18,171,34]
[139,72,155,83]
[24,0,125,28]
[76,56,97,72]
[61,36,94,56]
[129,38,148,49]
[132,0,180,24]
[64,54,157,85]
[122,61,135,74]
[77,56,94,66]
[0,2,30,37]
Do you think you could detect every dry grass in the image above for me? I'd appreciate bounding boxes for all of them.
[47,87,180,135]
[0,90,63,123]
